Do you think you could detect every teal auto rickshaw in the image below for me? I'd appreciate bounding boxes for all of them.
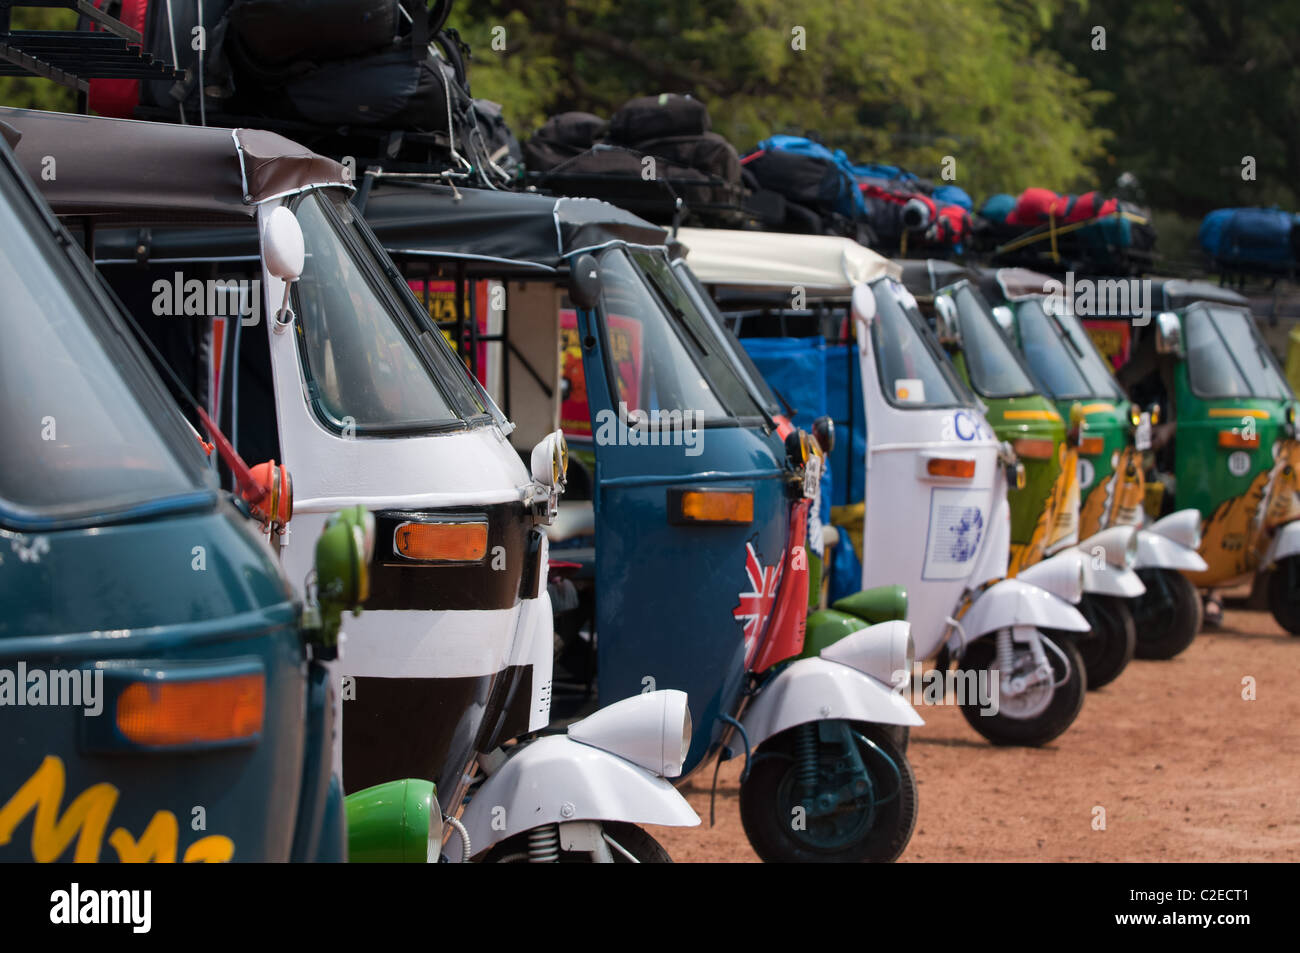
[0,120,370,862]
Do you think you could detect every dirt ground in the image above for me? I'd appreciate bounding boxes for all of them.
[650,595,1300,862]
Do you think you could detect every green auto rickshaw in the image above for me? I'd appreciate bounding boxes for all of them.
[1115,293,1300,635]
[981,268,1212,659]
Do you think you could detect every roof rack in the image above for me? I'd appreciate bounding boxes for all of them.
[0,0,180,91]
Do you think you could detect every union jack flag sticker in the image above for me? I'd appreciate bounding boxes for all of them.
[732,540,783,667]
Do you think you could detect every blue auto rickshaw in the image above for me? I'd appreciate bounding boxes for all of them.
[360,180,924,862]
[0,120,370,862]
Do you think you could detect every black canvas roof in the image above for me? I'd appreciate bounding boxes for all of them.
[360,180,673,275]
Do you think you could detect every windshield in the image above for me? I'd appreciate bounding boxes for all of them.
[872,279,971,408]
[0,162,209,524]
[1186,305,1293,400]
[672,260,783,417]
[1017,299,1124,400]
[596,248,756,423]
[292,191,490,434]
[950,284,1037,398]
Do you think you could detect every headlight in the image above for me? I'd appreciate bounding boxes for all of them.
[1017,550,1086,604]
[567,689,692,778]
[819,619,912,685]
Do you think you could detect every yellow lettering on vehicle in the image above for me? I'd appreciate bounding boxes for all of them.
[0,755,234,863]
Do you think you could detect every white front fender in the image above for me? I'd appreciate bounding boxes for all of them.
[444,735,700,861]
[950,578,1089,652]
[1134,528,1208,572]
[1265,520,1300,565]
[740,656,923,750]
[1081,561,1146,597]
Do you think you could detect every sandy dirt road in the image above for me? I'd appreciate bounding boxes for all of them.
[650,600,1300,862]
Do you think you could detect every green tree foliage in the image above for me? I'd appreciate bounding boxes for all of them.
[0,7,78,113]
[1045,0,1300,215]
[457,0,1110,196]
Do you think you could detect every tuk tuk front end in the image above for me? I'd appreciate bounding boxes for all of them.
[1131,299,1300,634]
[365,187,923,862]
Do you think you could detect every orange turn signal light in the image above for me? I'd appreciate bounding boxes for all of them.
[1218,430,1259,449]
[1013,438,1056,460]
[1078,436,1106,456]
[670,488,754,525]
[927,457,977,479]
[394,520,489,563]
[117,674,265,747]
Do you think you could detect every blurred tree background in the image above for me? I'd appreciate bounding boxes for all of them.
[0,7,77,112]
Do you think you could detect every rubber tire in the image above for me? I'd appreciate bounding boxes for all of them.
[1063,594,1137,690]
[1133,568,1203,659]
[957,631,1087,747]
[478,821,672,863]
[739,723,917,863]
[1266,555,1300,635]
[879,725,910,753]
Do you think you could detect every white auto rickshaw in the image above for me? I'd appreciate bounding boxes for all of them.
[679,228,1092,746]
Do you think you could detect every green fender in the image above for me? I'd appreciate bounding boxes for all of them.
[345,778,438,863]
[802,585,908,658]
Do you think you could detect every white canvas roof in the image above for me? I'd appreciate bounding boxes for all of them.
[677,227,899,295]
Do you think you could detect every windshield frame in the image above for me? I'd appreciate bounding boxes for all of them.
[946,282,1039,400]
[289,190,499,438]
[1184,303,1294,401]
[0,146,217,531]
[1015,297,1124,401]
[871,278,975,411]
[591,245,768,429]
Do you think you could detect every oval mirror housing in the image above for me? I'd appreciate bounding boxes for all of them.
[569,253,602,310]
[812,415,835,455]
[531,430,568,488]
[851,283,877,324]
[934,293,960,345]
[262,205,305,282]
[1155,312,1182,355]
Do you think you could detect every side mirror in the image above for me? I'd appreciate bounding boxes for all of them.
[934,294,960,345]
[568,253,602,310]
[851,283,877,325]
[991,304,1014,333]
[1155,312,1183,356]
[812,415,835,455]
[311,504,375,657]
[262,206,305,331]
[531,429,569,489]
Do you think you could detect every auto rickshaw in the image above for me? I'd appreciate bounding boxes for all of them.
[898,260,1148,687]
[977,268,1212,658]
[360,181,924,863]
[1115,291,1300,635]
[3,106,700,862]
[679,227,1093,747]
[0,120,371,862]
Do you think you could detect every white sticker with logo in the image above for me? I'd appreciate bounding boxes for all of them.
[922,487,988,580]
[1077,457,1096,489]
[895,378,926,403]
[1228,450,1252,477]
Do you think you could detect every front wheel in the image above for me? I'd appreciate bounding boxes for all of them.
[1266,555,1300,635]
[478,821,672,863]
[1053,594,1136,690]
[739,722,917,863]
[1131,568,1203,659]
[958,630,1086,746]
